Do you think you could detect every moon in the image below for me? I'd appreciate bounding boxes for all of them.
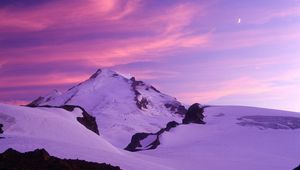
[238,18,241,24]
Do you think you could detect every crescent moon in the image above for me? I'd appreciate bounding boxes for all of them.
[238,18,241,24]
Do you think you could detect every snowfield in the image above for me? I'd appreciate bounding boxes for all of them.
[0,103,174,170]
[1,69,300,170]
[140,106,300,170]
[1,103,299,170]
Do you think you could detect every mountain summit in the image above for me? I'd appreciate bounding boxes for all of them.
[29,68,186,147]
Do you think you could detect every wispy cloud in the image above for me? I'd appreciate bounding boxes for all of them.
[207,27,300,51]
[177,66,300,105]
[0,1,210,67]
[1,0,300,112]
[178,77,270,103]
[248,6,300,24]
[0,1,210,103]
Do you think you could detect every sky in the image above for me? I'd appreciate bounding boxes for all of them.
[1,0,300,112]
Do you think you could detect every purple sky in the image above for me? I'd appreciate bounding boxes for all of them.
[1,0,300,112]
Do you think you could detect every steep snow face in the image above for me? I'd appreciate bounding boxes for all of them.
[28,89,62,107]
[140,106,300,170]
[30,69,186,147]
[0,103,176,170]
[0,103,116,153]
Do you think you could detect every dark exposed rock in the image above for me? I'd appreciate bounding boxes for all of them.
[0,124,3,139]
[89,69,102,79]
[77,114,99,135]
[27,96,45,107]
[67,83,82,92]
[130,77,149,110]
[27,105,99,135]
[130,77,145,86]
[126,104,208,152]
[176,105,188,115]
[138,97,149,109]
[130,77,183,111]
[150,86,160,93]
[165,121,180,131]
[294,164,300,170]
[0,124,3,134]
[182,103,205,124]
[125,121,180,152]
[164,103,187,115]
[0,148,121,170]
[147,136,160,150]
[63,93,76,105]
[124,133,151,151]
[63,105,100,135]
[112,73,119,77]
[164,103,177,111]
[125,132,161,152]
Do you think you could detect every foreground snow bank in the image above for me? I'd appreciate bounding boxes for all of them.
[140,106,300,170]
[0,103,174,170]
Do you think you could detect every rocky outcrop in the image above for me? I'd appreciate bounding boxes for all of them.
[126,104,207,152]
[27,105,99,135]
[130,77,150,110]
[0,148,121,170]
[0,124,3,134]
[130,77,187,114]
[0,124,3,139]
[294,165,300,170]
[165,121,180,131]
[89,68,102,79]
[164,103,187,115]
[182,103,205,124]
[124,132,152,151]
[62,105,100,135]
[125,121,180,152]
[27,96,45,107]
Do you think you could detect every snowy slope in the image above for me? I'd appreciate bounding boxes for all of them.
[1,102,300,169]
[0,103,175,170]
[2,68,300,170]
[0,103,116,152]
[139,106,300,170]
[29,69,186,147]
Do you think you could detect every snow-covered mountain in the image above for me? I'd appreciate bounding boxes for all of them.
[1,69,300,170]
[28,68,186,147]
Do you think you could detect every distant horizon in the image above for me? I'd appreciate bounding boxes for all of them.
[1,67,298,113]
[1,0,300,112]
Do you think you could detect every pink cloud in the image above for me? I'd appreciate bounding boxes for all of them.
[0,0,140,32]
[177,65,300,104]
[0,1,210,68]
[178,77,271,103]
[247,6,300,24]
[0,73,89,88]
[0,9,52,31]
[1,100,29,106]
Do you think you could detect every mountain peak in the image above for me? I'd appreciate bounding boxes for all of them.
[89,68,119,80]
[28,68,187,147]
